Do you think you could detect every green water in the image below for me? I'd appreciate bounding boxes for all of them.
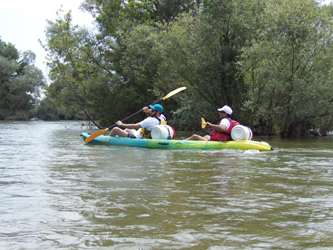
[0,121,332,249]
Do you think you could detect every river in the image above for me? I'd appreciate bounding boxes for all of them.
[0,121,332,249]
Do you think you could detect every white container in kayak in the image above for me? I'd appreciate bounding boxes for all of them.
[151,125,174,140]
[231,125,253,141]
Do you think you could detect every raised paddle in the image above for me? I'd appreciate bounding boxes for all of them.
[85,87,187,143]
[201,117,207,128]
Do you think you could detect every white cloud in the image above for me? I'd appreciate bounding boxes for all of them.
[0,0,94,80]
[321,0,333,5]
[1,0,86,17]
[1,0,57,14]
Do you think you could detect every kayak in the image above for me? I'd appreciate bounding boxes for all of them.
[81,133,273,151]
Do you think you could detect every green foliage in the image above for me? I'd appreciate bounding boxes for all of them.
[41,0,333,137]
[241,0,333,137]
[0,38,45,120]
[115,0,258,130]
[35,98,63,121]
[81,0,198,37]
[41,10,156,127]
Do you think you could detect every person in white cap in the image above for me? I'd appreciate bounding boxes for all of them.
[184,105,239,141]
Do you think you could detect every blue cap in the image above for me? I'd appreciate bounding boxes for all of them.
[149,104,163,113]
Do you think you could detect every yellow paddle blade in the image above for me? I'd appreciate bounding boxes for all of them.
[201,118,207,129]
[85,128,109,143]
[162,87,186,100]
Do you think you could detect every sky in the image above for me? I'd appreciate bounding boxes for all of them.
[0,0,95,80]
[0,0,332,82]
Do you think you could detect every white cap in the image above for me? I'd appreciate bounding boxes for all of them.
[217,105,233,115]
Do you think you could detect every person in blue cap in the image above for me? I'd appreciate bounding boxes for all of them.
[109,104,167,139]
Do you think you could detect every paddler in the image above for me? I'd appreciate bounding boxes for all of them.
[184,105,239,141]
[109,104,166,139]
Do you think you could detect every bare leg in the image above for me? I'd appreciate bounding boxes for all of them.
[125,128,137,134]
[185,134,210,141]
[109,127,128,137]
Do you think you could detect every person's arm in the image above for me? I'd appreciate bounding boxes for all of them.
[206,121,228,132]
[116,121,141,129]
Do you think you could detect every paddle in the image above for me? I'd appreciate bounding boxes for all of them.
[201,117,207,128]
[85,87,187,143]
[202,117,216,129]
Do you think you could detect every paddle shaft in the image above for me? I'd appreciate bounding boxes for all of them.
[106,98,163,130]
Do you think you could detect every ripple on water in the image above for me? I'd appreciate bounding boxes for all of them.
[1,121,333,249]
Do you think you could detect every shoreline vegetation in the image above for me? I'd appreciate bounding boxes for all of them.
[2,0,333,138]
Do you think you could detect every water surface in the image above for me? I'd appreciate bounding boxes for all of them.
[1,121,332,249]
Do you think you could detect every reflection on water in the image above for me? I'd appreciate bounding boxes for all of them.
[1,121,333,249]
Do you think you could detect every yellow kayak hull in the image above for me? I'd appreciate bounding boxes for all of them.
[81,133,273,151]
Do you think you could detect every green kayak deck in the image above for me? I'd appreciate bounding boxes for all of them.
[81,133,273,151]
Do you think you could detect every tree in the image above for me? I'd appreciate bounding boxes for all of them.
[41,10,156,126]
[81,0,199,37]
[115,0,260,130]
[241,0,333,136]
[0,38,45,120]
